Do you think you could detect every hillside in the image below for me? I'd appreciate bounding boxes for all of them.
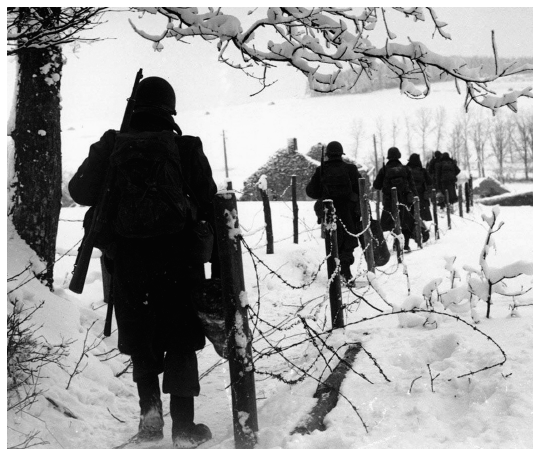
[61,74,533,193]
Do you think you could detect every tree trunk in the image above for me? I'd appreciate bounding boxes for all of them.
[10,45,63,288]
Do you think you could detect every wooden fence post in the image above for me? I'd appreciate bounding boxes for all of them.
[323,200,344,329]
[391,188,402,263]
[358,177,375,272]
[358,178,375,272]
[468,176,474,207]
[445,189,452,229]
[257,175,274,254]
[292,175,299,244]
[213,190,258,449]
[375,190,381,221]
[464,182,470,213]
[413,196,423,249]
[431,188,439,240]
[458,185,464,217]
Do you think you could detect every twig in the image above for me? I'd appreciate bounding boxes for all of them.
[427,363,440,393]
[408,375,422,394]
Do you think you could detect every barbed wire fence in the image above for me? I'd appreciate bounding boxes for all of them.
[197,179,530,445]
[8,174,531,448]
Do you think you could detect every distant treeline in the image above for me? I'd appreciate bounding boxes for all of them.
[307,56,533,96]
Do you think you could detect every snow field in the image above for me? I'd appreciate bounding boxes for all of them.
[21,199,528,449]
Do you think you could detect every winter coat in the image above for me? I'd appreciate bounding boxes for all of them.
[427,157,440,183]
[436,157,461,204]
[69,121,217,357]
[407,163,433,222]
[372,159,417,235]
[306,157,361,267]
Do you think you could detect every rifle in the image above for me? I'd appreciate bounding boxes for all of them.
[69,69,144,300]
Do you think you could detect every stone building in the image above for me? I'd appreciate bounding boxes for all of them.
[240,139,319,201]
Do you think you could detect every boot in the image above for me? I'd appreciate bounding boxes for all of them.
[135,376,164,442]
[170,395,212,449]
[403,235,411,252]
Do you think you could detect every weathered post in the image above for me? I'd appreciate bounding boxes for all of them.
[468,176,474,207]
[375,190,381,221]
[358,178,375,272]
[465,181,470,213]
[222,130,229,179]
[413,196,423,249]
[257,175,274,254]
[323,200,344,329]
[445,189,452,229]
[213,190,258,449]
[431,188,439,240]
[291,175,299,244]
[391,188,402,263]
[458,185,464,217]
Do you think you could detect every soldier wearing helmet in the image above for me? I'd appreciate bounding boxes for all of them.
[69,76,217,448]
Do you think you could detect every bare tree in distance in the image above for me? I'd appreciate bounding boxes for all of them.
[7,7,107,287]
[349,118,365,163]
[489,113,513,182]
[470,113,490,178]
[512,110,533,180]
[415,107,433,164]
[130,7,532,111]
[391,118,400,148]
[374,116,386,160]
[433,107,447,151]
[458,113,473,174]
[403,115,414,156]
[447,120,463,166]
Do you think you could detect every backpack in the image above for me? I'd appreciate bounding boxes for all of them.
[383,165,410,196]
[409,167,425,193]
[321,164,353,200]
[109,130,191,238]
[440,160,456,182]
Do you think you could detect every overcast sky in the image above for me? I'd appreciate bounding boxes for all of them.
[6,6,534,126]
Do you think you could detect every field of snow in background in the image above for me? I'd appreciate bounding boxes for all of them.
[7,196,533,449]
[61,74,533,189]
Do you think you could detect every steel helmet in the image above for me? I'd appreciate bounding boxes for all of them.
[134,76,177,115]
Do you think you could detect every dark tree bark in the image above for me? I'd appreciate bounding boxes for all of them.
[10,44,63,288]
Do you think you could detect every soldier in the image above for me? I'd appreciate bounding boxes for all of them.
[306,141,361,286]
[437,152,461,208]
[69,77,217,449]
[373,147,418,251]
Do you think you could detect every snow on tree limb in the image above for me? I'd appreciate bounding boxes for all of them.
[130,7,532,113]
[7,8,107,56]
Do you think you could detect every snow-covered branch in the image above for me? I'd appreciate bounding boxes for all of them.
[7,7,108,56]
[130,7,532,113]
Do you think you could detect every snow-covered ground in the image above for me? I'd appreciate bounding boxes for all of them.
[7,65,533,450]
[7,197,533,449]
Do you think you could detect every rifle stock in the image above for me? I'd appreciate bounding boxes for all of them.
[69,231,97,294]
[69,69,143,294]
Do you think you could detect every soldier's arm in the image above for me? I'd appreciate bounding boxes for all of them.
[68,129,116,206]
[180,136,218,219]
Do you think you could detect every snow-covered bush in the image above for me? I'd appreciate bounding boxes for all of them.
[7,300,71,414]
